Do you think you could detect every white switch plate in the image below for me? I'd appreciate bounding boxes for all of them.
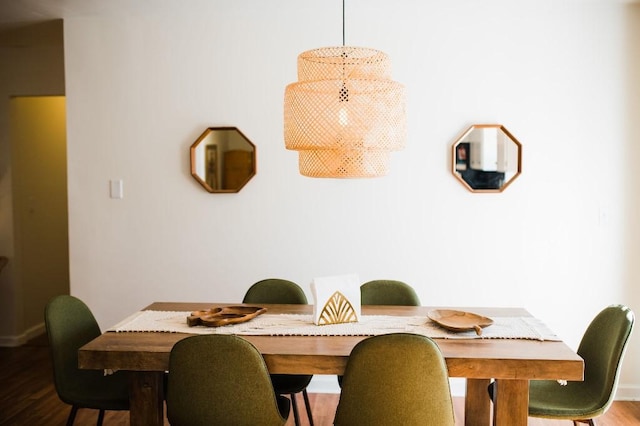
[110,180,124,199]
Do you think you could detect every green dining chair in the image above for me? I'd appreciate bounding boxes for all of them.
[44,295,130,426]
[360,279,421,306]
[243,278,314,426]
[337,279,421,387]
[488,304,634,425]
[166,334,290,426]
[334,333,455,426]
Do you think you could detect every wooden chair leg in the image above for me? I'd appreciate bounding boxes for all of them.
[290,393,301,426]
[302,389,314,426]
[97,409,105,426]
[66,405,78,426]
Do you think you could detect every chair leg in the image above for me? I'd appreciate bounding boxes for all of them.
[302,389,314,426]
[573,420,596,426]
[290,393,301,426]
[66,405,78,426]
[97,409,105,426]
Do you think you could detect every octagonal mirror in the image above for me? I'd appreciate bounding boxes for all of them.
[451,124,522,193]
[190,127,256,193]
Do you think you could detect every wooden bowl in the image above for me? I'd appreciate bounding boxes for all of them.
[187,305,267,327]
[427,309,493,336]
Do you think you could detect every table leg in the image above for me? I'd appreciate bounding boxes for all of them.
[128,371,164,426]
[465,379,491,426]
[492,379,528,426]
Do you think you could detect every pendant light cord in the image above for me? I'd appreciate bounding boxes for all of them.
[342,0,345,46]
[339,0,349,103]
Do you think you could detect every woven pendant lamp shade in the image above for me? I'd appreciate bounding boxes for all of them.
[284,46,406,178]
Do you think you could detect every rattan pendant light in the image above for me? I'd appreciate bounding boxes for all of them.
[283,1,406,178]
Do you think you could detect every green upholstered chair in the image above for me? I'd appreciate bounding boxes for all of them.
[166,334,290,426]
[489,304,634,426]
[44,295,129,426]
[337,279,421,387]
[360,279,421,306]
[243,279,314,426]
[334,333,455,426]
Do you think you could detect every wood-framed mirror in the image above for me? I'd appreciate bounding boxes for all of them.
[190,127,256,193]
[451,124,522,193]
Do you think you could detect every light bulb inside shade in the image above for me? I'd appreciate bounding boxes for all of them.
[339,106,349,127]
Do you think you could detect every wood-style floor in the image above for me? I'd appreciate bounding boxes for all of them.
[1,335,640,425]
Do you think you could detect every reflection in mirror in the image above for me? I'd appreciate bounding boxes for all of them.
[190,127,256,193]
[451,124,521,193]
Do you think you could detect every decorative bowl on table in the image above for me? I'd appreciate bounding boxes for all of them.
[427,309,493,336]
[187,306,267,327]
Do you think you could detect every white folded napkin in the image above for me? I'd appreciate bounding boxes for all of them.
[311,273,361,325]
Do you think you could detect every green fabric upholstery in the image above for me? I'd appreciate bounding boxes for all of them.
[527,304,634,422]
[243,278,309,305]
[243,279,314,426]
[360,280,421,306]
[45,295,129,426]
[166,335,289,426]
[338,280,421,388]
[334,333,455,426]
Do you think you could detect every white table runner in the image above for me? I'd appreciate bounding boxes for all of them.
[108,311,560,341]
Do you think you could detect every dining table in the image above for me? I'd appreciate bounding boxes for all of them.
[78,302,584,426]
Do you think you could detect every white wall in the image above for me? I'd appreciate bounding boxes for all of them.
[63,0,640,397]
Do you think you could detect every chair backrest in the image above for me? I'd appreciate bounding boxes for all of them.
[360,280,421,306]
[166,334,287,426]
[243,278,308,304]
[578,304,634,412]
[44,295,106,404]
[334,333,455,426]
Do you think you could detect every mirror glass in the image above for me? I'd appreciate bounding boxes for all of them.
[190,127,256,193]
[451,124,521,192]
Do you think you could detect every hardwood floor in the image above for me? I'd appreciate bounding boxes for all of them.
[1,336,639,425]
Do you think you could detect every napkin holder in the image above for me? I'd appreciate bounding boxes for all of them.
[311,273,361,325]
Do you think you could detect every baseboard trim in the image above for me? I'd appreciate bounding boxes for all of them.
[615,384,640,401]
[0,322,46,347]
[307,376,467,396]
[308,376,640,401]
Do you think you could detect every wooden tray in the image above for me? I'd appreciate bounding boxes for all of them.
[187,305,267,327]
[427,309,493,336]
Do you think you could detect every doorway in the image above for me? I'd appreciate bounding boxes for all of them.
[9,96,69,340]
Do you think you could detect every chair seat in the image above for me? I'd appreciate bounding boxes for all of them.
[166,335,288,426]
[276,395,292,420]
[60,370,129,410]
[488,305,634,425]
[45,295,131,425]
[360,280,420,306]
[243,279,314,426]
[270,374,313,394]
[334,333,455,426]
[529,380,606,419]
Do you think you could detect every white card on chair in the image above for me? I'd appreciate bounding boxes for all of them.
[311,273,361,325]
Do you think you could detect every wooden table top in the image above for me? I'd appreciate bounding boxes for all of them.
[79,302,584,381]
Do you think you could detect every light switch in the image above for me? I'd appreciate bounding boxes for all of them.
[110,180,124,199]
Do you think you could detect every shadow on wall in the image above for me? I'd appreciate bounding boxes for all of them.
[621,3,640,393]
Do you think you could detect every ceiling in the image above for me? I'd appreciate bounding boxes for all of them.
[0,0,190,31]
[0,0,637,32]
[0,0,76,29]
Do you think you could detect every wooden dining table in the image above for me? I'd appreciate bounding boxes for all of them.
[78,302,584,426]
